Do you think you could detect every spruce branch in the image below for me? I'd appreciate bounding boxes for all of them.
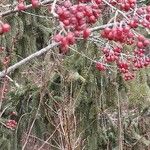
[0,0,54,17]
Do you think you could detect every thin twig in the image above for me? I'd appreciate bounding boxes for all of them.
[38,123,61,150]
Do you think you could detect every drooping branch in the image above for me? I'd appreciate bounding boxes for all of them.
[0,42,58,78]
[0,0,54,17]
[0,23,116,78]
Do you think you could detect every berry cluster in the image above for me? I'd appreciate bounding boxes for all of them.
[102,47,122,62]
[117,58,134,80]
[136,6,150,29]
[136,35,150,49]
[133,37,150,69]
[3,0,149,83]
[56,1,101,33]
[95,62,106,71]
[95,47,122,72]
[117,59,129,73]
[110,0,136,11]
[6,119,17,129]
[95,40,150,80]
[101,25,134,44]
[133,56,150,69]
[54,32,75,53]
[54,28,91,53]
[123,71,135,80]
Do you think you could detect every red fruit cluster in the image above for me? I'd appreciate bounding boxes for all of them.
[6,119,17,129]
[117,58,134,81]
[54,32,76,53]
[136,35,150,49]
[123,71,135,80]
[117,59,129,73]
[101,25,134,44]
[54,28,91,53]
[136,6,150,29]
[110,0,136,11]
[0,23,11,35]
[96,43,150,80]
[102,47,122,62]
[133,39,150,69]
[95,62,106,71]
[119,61,135,81]
[133,56,150,69]
[56,1,101,33]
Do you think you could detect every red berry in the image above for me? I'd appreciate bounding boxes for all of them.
[54,34,63,42]
[17,2,26,11]
[143,39,150,46]
[66,32,75,45]
[31,0,40,8]
[2,23,11,33]
[129,20,138,28]
[137,41,144,48]
[137,35,145,41]
[63,1,72,8]
[104,27,111,34]
[83,28,91,39]
[146,6,150,13]
[76,12,84,19]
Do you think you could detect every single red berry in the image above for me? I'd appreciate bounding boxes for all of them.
[31,0,40,8]
[137,35,145,41]
[83,28,91,39]
[104,27,111,34]
[66,32,75,45]
[17,2,26,11]
[143,39,150,46]
[137,41,144,48]
[76,12,84,19]
[2,23,11,33]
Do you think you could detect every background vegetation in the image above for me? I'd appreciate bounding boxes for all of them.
[0,0,150,149]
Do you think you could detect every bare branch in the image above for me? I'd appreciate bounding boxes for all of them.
[0,23,116,78]
[0,42,58,78]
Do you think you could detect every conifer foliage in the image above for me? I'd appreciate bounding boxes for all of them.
[0,0,150,149]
